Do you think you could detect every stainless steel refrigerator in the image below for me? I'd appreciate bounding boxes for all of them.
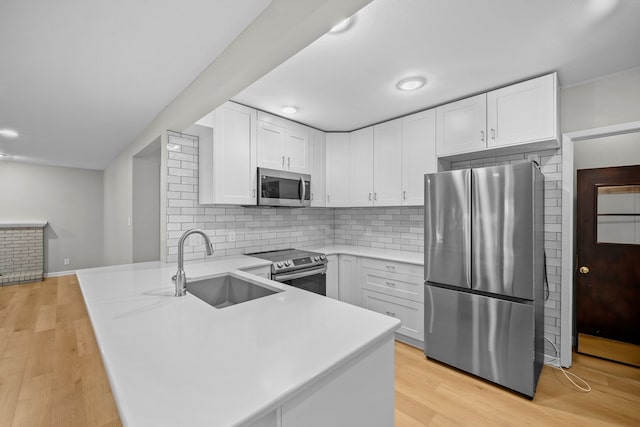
[424,162,544,398]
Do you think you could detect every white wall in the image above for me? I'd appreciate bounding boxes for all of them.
[574,132,640,170]
[101,0,372,265]
[133,141,161,263]
[561,67,640,132]
[0,160,103,273]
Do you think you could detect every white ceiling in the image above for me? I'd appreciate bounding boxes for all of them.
[233,0,640,131]
[0,0,271,169]
[2,0,640,170]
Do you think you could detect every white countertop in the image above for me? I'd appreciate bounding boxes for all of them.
[76,255,400,427]
[311,245,424,265]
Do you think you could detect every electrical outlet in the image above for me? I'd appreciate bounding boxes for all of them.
[366,228,372,236]
[63,258,70,265]
[228,231,236,242]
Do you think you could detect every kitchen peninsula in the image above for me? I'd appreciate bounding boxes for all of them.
[76,255,400,427]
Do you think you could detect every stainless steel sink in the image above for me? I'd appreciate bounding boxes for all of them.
[186,273,281,309]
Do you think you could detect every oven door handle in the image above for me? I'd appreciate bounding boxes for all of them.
[273,266,326,282]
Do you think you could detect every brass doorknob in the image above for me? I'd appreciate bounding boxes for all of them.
[579,266,590,274]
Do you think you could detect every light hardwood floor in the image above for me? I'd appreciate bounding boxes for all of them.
[1,276,638,426]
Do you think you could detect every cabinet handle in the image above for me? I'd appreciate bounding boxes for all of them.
[253,189,256,198]
[282,155,285,168]
[369,192,372,201]
[491,128,496,140]
[403,190,407,200]
[386,311,396,317]
[287,157,291,169]
[480,130,485,142]
[327,194,330,203]
[386,281,396,287]
[385,265,396,271]
[374,193,378,201]
[311,193,314,201]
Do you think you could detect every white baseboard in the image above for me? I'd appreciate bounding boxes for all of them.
[44,270,76,278]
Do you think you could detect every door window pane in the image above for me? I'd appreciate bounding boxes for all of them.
[597,185,640,244]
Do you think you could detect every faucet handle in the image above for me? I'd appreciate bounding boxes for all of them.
[171,274,177,282]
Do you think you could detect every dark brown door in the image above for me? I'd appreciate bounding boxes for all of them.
[576,165,640,366]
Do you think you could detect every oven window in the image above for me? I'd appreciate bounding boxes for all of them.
[282,273,326,296]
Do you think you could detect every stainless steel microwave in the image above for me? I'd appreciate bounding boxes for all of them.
[257,167,311,207]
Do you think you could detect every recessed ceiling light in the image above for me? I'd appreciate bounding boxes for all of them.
[396,76,427,91]
[329,16,354,33]
[0,129,19,138]
[282,106,299,115]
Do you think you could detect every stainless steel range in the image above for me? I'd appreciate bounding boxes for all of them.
[247,248,327,295]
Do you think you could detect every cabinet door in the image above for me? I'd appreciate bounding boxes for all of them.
[309,129,326,207]
[349,127,374,207]
[401,109,436,206]
[285,125,310,174]
[212,102,257,205]
[436,94,487,156]
[487,73,557,148]
[325,254,338,299]
[325,133,350,207]
[362,289,424,341]
[338,255,360,306]
[257,120,286,170]
[373,120,402,206]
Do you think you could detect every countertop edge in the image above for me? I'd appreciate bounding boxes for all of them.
[312,245,424,266]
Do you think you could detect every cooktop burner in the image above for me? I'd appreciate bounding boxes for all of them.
[247,248,327,274]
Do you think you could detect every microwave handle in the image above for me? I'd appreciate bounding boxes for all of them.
[299,176,306,202]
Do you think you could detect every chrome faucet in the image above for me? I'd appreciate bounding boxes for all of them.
[173,229,214,296]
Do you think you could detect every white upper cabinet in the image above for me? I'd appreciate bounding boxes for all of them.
[199,102,257,205]
[256,112,310,174]
[436,73,559,158]
[349,127,375,207]
[257,120,286,169]
[401,109,436,206]
[373,120,402,206]
[436,94,487,157]
[486,73,557,148]
[309,128,326,207]
[326,133,350,207]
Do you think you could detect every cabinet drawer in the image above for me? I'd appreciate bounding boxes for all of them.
[360,258,422,278]
[362,290,424,341]
[362,268,423,302]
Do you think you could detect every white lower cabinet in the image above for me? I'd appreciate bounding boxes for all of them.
[338,255,360,305]
[325,254,339,299]
[360,257,424,342]
[250,335,395,427]
[361,289,424,342]
[326,253,425,343]
[280,336,394,427]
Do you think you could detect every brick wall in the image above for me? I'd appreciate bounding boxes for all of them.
[0,227,44,285]
[450,148,563,354]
